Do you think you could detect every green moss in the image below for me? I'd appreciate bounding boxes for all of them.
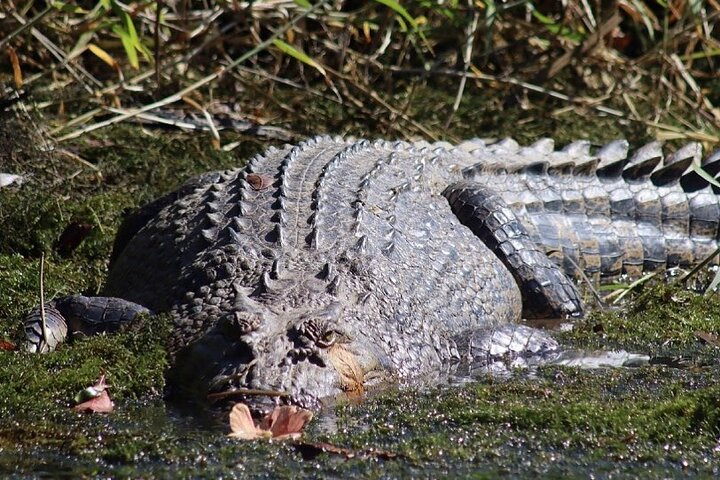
[1,85,720,476]
[562,284,720,357]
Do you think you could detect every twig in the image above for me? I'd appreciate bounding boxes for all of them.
[10,11,101,93]
[444,3,480,129]
[542,10,621,80]
[39,253,48,353]
[55,1,329,142]
[0,5,53,50]
[155,0,163,89]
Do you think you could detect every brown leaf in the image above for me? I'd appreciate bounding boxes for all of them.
[73,390,114,413]
[228,403,270,440]
[262,405,314,440]
[7,47,23,88]
[0,339,16,351]
[246,173,274,191]
[229,403,313,441]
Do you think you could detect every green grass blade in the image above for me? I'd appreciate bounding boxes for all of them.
[691,163,720,189]
[272,39,326,76]
[374,0,418,30]
[112,24,139,69]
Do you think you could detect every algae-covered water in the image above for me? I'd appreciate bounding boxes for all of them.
[2,86,720,477]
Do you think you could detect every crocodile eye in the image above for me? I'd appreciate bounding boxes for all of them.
[317,330,338,349]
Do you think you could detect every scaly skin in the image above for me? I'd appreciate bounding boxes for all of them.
[25,136,720,412]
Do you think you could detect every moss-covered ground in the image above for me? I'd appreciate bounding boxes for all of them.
[1,84,719,477]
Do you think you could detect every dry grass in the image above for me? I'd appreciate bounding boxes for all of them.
[0,1,718,145]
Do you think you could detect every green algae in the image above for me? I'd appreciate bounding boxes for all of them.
[1,84,720,476]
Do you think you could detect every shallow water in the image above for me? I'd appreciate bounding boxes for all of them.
[3,365,719,479]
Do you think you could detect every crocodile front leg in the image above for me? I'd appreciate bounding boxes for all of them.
[443,180,583,319]
[24,295,151,353]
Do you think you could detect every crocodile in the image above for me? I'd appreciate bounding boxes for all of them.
[24,135,720,412]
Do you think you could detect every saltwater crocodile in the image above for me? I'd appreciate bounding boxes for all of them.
[25,135,720,411]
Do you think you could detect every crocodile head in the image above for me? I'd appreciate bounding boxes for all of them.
[169,294,386,415]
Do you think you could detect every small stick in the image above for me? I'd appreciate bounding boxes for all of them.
[56,0,329,142]
[39,253,48,353]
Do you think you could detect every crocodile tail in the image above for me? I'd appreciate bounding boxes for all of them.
[459,139,720,283]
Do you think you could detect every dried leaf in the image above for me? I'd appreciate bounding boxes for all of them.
[7,47,22,88]
[246,173,273,191]
[0,339,16,351]
[73,390,114,413]
[88,43,120,71]
[262,405,314,440]
[229,403,313,441]
[228,403,270,440]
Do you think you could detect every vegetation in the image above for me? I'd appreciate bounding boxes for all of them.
[1,0,719,477]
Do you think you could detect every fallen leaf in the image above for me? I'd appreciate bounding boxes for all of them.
[73,390,114,413]
[261,405,314,441]
[246,173,273,191]
[0,339,16,351]
[228,402,313,441]
[228,403,271,440]
[72,374,114,413]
